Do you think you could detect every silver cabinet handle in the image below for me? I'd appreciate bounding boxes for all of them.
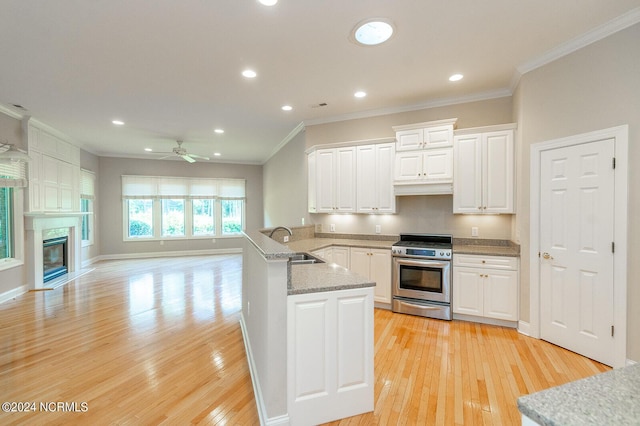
[542,252,554,260]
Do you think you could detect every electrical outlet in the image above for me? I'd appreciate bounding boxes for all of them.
[471,227,479,237]
[330,224,335,232]
[160,240,164,245]
[301,217,305,225]
[315,223,322,233]
[283,235,289,243]
[375,225,381,234]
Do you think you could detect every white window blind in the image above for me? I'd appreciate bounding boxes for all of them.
[0,161,27,188]
[80,169,96,198]
[122,175,246,199]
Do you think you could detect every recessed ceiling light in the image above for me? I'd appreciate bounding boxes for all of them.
[354,91,367,98]
[242,69,257,78]
[449,74,464,82]
[144,148,152,152]
[258,0,277,5]
[214,128,224,134]
[352,19,394,46]
[281,105,293,111]
[112,120,125,126]
[213,152,221,157]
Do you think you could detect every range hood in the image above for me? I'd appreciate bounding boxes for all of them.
[393,181,453,196]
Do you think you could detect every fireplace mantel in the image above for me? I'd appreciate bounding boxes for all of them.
[24,213,83,289]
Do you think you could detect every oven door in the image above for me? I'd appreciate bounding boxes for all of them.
[392,257,451,304]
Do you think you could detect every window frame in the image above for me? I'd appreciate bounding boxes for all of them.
[0,186,24,272]
[121,175,246,242]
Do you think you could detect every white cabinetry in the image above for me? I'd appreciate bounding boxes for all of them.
[314,147,356,213]
[287,287,374,424]
[453,126,515,214]
[350,247,392,304]
[392,118,457,195]
[356,143,395,213]
[25,122,81,213]
[453,254,518,322]
[312,246,350,268]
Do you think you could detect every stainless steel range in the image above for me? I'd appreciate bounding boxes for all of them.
[391,234,452,320]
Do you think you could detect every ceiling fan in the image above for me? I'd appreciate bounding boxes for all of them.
[154,140,209,163]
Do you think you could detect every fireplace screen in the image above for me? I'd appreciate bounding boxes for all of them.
[43,236,68,282]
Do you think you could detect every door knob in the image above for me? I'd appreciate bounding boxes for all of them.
[542,252,554,260]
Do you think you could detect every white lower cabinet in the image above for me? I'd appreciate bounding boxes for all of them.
[311,246,350,268]
[287,287,374,425]
[453,254,518,322]
[350,247,392,305]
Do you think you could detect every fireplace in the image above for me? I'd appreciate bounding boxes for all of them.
[43,236,68,282]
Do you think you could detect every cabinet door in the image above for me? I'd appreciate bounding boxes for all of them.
[453,134,483,213]
[42,156,60,210]
[483,131,514,213]
[308,151,317,213]
[315,149,336,213]
[394,151,422,182]
[330,247,349,268]
[335,147,356,212]
[395,128,423,151]
[375,144,396,213]
[452,267,483,316]
[483,270,518,321]
[58,161,75,211]
[356,145,377,212]
[422,148,453,181]
[424,125,453,148]
[370,249,391,304]
[349,248,371,279]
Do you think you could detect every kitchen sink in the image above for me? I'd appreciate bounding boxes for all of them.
[289,252,325,265]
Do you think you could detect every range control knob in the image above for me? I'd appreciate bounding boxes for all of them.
[440,251,444,256]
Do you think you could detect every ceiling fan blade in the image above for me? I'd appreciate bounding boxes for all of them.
[188,153,210,160]
[182,155,196,163]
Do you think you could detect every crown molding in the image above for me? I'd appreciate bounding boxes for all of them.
[0,103,25,120]
[517,6,640,75]
[303,88,512,127]
[263,121,305,164]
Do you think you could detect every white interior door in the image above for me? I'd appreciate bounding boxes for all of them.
[539,138,615,366]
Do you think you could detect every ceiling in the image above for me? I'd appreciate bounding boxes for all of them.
[1,1,639,164]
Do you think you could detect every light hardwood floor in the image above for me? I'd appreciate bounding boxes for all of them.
[0,255,608,425]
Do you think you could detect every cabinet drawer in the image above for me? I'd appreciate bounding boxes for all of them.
[453,254,517,270]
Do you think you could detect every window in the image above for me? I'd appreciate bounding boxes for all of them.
[161,199,185,237]
[192,199,214,236]
[0,160,26,266]
[0,187,13,260]
[80,169,96,246]
[127,199,154,238]
[122,176,245,241]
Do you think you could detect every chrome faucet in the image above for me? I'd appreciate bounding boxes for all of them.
[269,226,293,238]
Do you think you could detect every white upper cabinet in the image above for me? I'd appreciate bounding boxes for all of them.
[395,123,454,151]
[392,118,457,196]
[356,143,395,213]
[314,147,357,213]
[453,125,515,214]
[24,121,81,213]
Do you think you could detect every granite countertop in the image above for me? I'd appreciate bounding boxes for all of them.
[246,231,520,295]
[243,231,376,295]
[517,363,640,425]
[453,238,520,257]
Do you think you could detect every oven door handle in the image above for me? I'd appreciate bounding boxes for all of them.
[394,258,450,269]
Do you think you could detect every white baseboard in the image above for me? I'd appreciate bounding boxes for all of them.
[452,313,518,329]
[626,359,638,367]
[0,285,28,304]
[82,256,102,268]
[96,248,242,262]
[518,320,532,336]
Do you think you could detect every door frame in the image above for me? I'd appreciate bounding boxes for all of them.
[529,125,628,368]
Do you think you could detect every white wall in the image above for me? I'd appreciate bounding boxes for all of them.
[514,23,640,360]
[98,156,263,256]
[264,96,516,239]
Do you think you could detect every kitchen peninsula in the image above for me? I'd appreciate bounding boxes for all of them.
[240,230,375,425]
